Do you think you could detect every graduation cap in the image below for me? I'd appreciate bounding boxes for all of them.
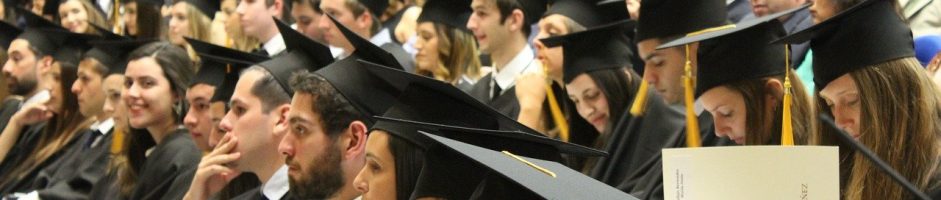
[328,16,404,70]
[46,29,98,65]
[0,20,23,49]
[539,20,634,83]
[517,0,548,25]
[544,0,627,28]
[42,0,63,16]
[635,0,728,42]
[254,18,334,95]
[416,0,472,32]
[356,0,388,19]
[178,0,220,19]
[185,38,269,102]
[15,7,68,55]
[773,0,912,89]
[187,37,269,88]
[311,59,401,126]
[657,5,809,98]
[412,133,638,199]
[87,39,156,75]
[90,23,125,40]
[819,114,933,200]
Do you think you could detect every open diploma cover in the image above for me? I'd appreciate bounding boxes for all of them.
[662,146,839,200]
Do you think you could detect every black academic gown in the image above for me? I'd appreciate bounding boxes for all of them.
[588,89,685,193]
[623,108,733,200]
[30,128,114,199]
[0,97,22,133]
[467,74,521,120]
[128,129,201,200]
[0,124,84,194]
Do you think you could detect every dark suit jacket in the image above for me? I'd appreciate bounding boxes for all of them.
[467,74,521,120]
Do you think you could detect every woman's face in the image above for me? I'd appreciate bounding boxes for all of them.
[102,75,125,126]
[809,0,838,24]
[566,74,611,134]
[819,74,861,140]
[59,0,90,33]
[414,22,440,74]
[123,57,177,129]
[535,14,572,80]
[168,2,191,45]
[354,130,397,200]
[123,2,139,36]
[700,86,748,144]
[46,62,64,113]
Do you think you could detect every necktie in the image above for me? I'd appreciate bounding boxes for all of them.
[491,82,502,101]
[85,129,102,149]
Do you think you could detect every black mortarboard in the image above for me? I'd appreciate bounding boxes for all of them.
[328,16,404,70]
[635,0,728,42]
[545,0,626,28]
[180,0,220,19]
[357,0,388,19]
[0,21,22,49]
[90,23,125,40]
[657,5,808,97]
[46,28,98,65]
[88,39,156,75]
[518,0,548,25]
[773,0,912,89]
[43,0,63,16]
[83,24,131,70]
[359,59,605,159]
[187,37,268,87]
[254,18,334,95]
[540,20,634,83]
[415,133,639,199]
[416,0,471,32]
[15,7,67,55]
[819,115,933,200]
[312,59,401,126]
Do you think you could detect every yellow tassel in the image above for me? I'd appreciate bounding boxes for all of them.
[543,65,570,142]
[683,44,701,148]
[629,80,649,116]
[110,126,124,155]
[781,45,794,146]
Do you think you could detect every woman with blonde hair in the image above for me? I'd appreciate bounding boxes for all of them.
[412,0,480,91]
[780,0,941,198]
[168,0,219,62]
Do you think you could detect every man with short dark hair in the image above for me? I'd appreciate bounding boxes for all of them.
[465,0,545,120]
[316,0,414,71]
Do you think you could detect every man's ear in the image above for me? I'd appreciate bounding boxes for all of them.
[506,9,525,32]
[269,0,284,19]
[356,11,374,36]
[272,103,292,136]
[341,120,368,160]
[38,56,53,74]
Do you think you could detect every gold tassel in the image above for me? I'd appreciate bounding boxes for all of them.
[110,126,124,155]
[629,80,649,116]
[543,64,570,142]
[679,24,736,148]
[781,44,794,146]
[683,43,701,148]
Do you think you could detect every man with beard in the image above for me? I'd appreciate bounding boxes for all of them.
[182,19,333,200]
[0,20,56,133]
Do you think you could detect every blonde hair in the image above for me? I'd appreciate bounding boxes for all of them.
[178,2,212,66]
[814,57,941,199]
[417,23,482,85]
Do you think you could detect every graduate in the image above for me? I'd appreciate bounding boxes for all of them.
[184,18,331,200]
[412,0,482,92]
[123,41,200,200]
[537,20,684,193]
[776,0,941,199]
[169,0,221,61]
[351,62,609,199]
[657,5,814,145]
